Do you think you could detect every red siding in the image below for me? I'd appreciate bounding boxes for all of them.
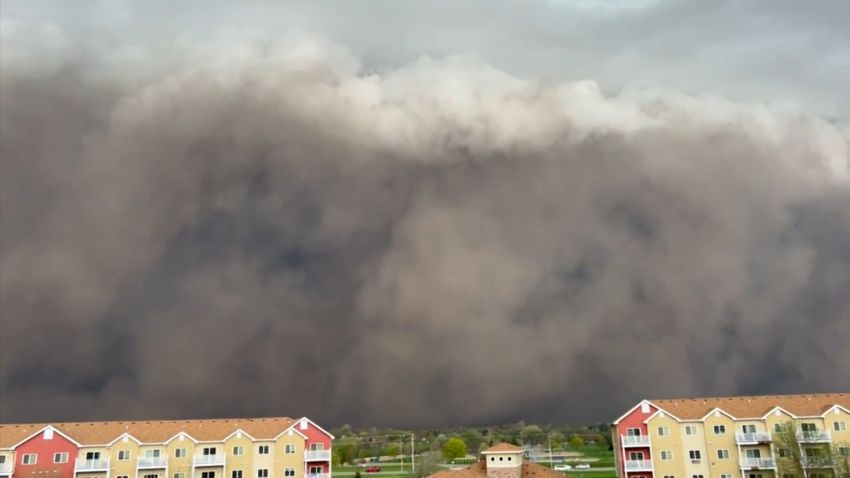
[299,419,332,472]
[615,403,657,478]
[14,428,78,478]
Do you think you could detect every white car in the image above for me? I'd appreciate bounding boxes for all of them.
[575,464,591,470]
[554,465,572,471]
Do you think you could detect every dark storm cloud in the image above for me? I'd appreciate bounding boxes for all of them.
[1,2,849,427]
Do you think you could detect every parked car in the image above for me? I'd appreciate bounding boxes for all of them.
[365,466,381,473]
[575,464,591,470]
[554,465,572,471]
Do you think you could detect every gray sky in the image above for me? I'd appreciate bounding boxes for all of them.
[0,0,848,427]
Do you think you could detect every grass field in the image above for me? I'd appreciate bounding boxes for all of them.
[331,446,616,478]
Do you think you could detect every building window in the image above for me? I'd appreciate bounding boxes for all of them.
[626,428,642,436]
[258,445,270,455]
[202,472,216,478]
[663,475,675,478]
[174,473,185,478]
[507,457,512,461]
[309,444,324,451]
[782,474,796,478]
[629,452,644,461]
[714,425,726,435]
[309,467,322,476]
[490,457,495,462]
[801,423,817,433]
[778,448,791,458]
[838,447,850,457]
[810,474,826,478]
[658,427,670,437]
[117,476,129,478]
[717,450,730,460]
[284,444,296,454]
[775,423,786,433]
[685,426,697,436]
[688,450,701,461]
[22,454,37,465]
[692,475,704,478]
[284,469,296,477]
[233,471,243,478]
[258,470,269,478]
[118,450,131,461]
[835,422,847,432]
[53,453,68,464]
[721,474,733,478]
[175,449,187,458]
[203,448,217,456]
[660,451,672,461]
[233,447,244,456]
[143,474,158,478]
[144,450,161,459]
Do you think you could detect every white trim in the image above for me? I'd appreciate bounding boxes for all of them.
[760,406,796,420]
[820,405,850,417]
[614,400,655,425]
[643,408,683,424]
[11,426,83,449]
[164,433,198,445]
[699,408,737,421]
[221,430,256,443]
[108,433,143,446]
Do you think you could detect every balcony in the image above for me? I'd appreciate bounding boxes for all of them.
[75,459,110,472]
[802,457,834,468]
[740,458,776,468]
[0,463,13,475]
[624,460,653,472]
[305,450,332,461]
[736,432,772,444]
[307,474,330,478]
[797,431,831,443]
[621,436,651,447]
[193,455,226,467]
[138,457,168,468]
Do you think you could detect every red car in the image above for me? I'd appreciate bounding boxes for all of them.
[365,466,381,473]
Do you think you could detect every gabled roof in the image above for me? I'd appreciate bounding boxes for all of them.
[647,393,850,420]
[0,417,296,448]
[482,443,524,453]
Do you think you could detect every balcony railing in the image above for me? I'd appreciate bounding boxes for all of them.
[138,457,168,468]
[736,432,772,443]
[308,473,330,478]
[624,460,653,471]
[802,457,834,468]
[0,463,13,475]
[797,431,831,443]
[621,435,651,447]
[75,459,110,472]
[193,455,226,466]
[741,458,776,468]
[305,450,332,461]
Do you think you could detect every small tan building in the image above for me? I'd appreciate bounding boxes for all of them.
[429,443,567,478]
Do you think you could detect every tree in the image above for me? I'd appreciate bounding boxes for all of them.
[550,432,565,448]
[385,444,401,459]
[354,472,362,478]
[591,434,607,447]
[443,438,468,461]
[414,451,442,478]
[569,435,584,450]
[461,429,484,452]
[522,425,544,445]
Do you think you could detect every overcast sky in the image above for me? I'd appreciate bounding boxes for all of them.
[1,0,848,427]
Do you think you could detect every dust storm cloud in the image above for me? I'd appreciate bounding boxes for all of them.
[1,6,849,426]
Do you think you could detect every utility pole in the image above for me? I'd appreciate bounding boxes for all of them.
[548,433,553,466]
[411,434,415,475]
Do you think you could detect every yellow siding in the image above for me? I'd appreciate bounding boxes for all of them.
[252,441,275,478]
[110,439,140,478]
[681,422,710,478]
[703,413,739,478]
[166,436,194,478]
[225,433,254,478]
[648,414,684,478]
[275,433,305,478]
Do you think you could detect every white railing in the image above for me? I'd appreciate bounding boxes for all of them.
[0,463,13,475]
[193,454,226,466]
[75,459,110,471]
[138,457,168,468]
[797,431,831,442]
[305,450,332,461]
[308,473,329,478]
[624,460,653,471]
[740,458,776,468]
[802,457,834,468]
[736,432,771,443]
[621,435,651,446]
